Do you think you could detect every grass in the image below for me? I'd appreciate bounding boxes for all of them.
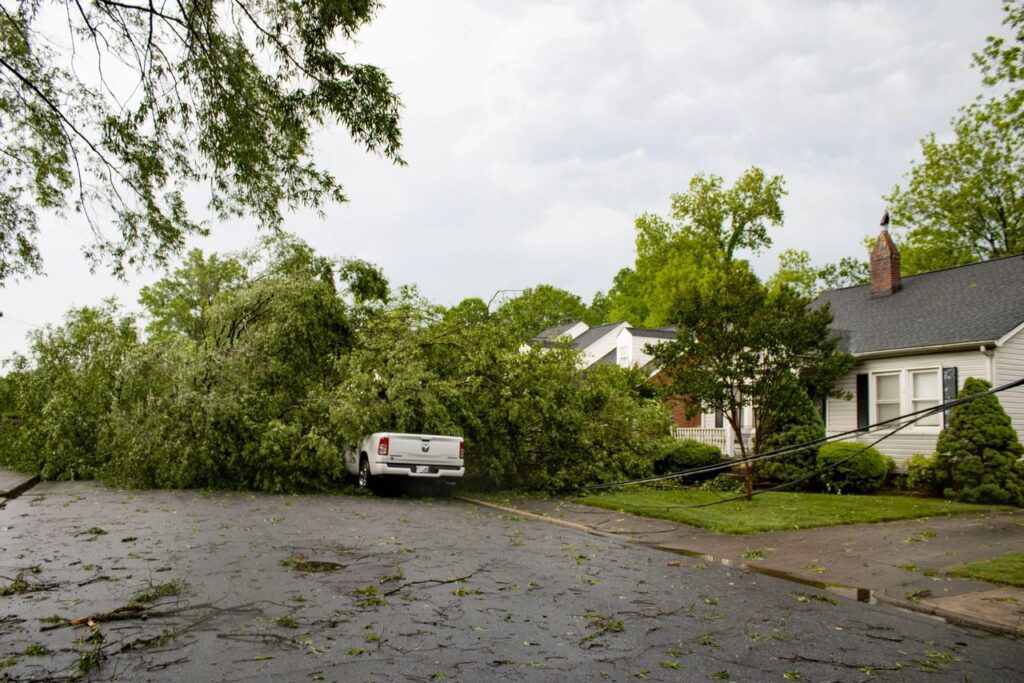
[946,552,1024,587]
[579,487,1009,534]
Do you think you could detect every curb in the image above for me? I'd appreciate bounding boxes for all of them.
[458,496,1023,640]
[0,474,39,500]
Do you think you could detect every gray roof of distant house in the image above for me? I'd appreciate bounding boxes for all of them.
[596,348,617,365]
[814,254,1024,355]
[531,320,583,343]
[571,322,626,350]
[628,326,677,340]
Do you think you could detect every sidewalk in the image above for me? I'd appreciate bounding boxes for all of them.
[0,469,39,500]
[462,495,1024,638]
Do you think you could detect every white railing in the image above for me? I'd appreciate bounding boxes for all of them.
[672,427,728,450]
[673,427,760,458]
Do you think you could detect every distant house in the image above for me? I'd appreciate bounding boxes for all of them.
[527,320,705,427]
[814,229,1024,466]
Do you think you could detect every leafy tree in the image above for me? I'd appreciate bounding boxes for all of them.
[608,167,786,326]
[583,290,612,326]
[652,264,853,499]
[884,1,1024,274]
[768,249,868,298]
[0,0,403,281]
[0,302,139,479]
[492,284,587,342]
[885,98,1024,274]
[139,249,248,342]
[935,377,1024,505]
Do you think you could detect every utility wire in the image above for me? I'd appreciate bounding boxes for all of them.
[584,376,1024,502]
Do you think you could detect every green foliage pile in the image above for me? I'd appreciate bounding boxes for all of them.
[653,439,722,480]
[0,238,673,494]
[935,378,1024,505]
[816,442,889,494]
[756,379,826,490]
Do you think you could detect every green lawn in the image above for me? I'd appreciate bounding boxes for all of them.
[946,553,1024,587]
[579,487,1011,534]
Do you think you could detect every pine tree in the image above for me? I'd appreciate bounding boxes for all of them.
[935,378,1024,505]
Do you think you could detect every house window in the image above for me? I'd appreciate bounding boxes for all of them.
[874,373,901,424]
[617,343,630,367]
[869,367,943,430]
[911,369,941,426]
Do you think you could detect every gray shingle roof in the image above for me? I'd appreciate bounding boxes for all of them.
[814,254,1024,355]
[570,321,626,350]
[531,320,583,343]
[628,326,677,340]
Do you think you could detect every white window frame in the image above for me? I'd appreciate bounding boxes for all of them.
[870,367,943,433]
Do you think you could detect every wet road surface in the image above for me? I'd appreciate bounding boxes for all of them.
[1,482,1021,681]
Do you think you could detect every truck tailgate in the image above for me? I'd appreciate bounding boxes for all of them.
[387,434,462,466]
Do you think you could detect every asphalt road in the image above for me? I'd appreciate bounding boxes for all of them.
[1,482,1021,681]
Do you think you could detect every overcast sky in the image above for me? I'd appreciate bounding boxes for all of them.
[0,0,1007,360]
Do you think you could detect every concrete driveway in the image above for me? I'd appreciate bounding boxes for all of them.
[1,481,1021,681]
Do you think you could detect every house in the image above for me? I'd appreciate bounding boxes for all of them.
[527,321,633,369]
[814,228,1024,466]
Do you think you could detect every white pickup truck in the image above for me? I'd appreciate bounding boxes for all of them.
[344,433,465,491]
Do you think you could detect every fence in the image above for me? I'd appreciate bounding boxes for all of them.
[674,426,857,459]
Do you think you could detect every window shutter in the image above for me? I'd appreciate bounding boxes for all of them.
[856,374,869,430]
[942,367,958,424]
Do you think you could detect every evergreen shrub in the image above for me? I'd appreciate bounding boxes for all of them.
[935,378,1024,506]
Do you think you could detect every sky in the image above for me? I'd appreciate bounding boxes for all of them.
[0,0,1008,360]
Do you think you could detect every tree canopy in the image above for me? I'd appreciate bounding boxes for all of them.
[884,1,1024,274]
[607,167,786,327]
[0,0,403,282]
[767,249,868,299]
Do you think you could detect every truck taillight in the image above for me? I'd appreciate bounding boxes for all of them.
[377,437,389,457]
[459,441,464,460]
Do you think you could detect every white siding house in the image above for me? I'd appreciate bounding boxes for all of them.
[815,233,1024,467]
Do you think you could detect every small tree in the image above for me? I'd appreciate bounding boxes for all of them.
[935,378,1024,505]
[652,264,853,499]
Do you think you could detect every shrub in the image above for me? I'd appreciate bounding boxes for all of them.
[905,453,941,494]
[756,382,825,490]
[816,442,888,494]
[935,378,1024,506]
[654,439,723,480]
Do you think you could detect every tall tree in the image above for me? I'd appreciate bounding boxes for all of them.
[652,264,852,499]
[0,1,403,282]
[139,249,248,342]
[608,167,786,326]
[884,1,1024,274]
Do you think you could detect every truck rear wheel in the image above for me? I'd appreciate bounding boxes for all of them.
[358,456,372,490]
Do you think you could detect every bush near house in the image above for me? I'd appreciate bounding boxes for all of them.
[816,442,889,494]
[654,439,722,480]
[935,378,1024,506]
[904,453,942,494]
[755,381,825,490]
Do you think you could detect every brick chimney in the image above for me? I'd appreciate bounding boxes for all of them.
[870,227,902,297]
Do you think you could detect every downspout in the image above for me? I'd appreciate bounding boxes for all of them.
[980,344,996,384]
